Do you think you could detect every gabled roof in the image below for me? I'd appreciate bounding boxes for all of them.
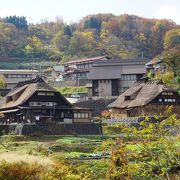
[108,80,178,109]
[0,77,72,110]
[63,56,107,65]
[145,58,162,68]
[93,58,149,66]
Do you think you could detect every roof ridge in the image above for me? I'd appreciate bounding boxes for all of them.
[15,76,44,88]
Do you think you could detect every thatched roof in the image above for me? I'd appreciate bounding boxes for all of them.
[0,77,71,110]
[108,80,178,109]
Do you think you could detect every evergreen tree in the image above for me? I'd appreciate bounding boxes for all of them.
[5,16,28,31]
[84,17,101,31]
[64,25,72,36]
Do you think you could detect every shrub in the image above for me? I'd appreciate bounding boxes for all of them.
[2,135,27,142]
[108,110,180,179]
[0,161,43,180]
[0,160,81,180]
[103,124,124,135]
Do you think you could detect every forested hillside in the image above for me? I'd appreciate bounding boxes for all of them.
[0,14,179,63]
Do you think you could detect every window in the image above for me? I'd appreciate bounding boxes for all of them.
[81,113,85,118]
[120,87,129,93]
[46,92,55,96]
[162,92,173,96]
[164,98,176,103]
[74,112,89,119]
[121,74,137,81]
[74,113,78,118]
[38,92,46,96]
[29,101,57,106]
[27,75,32,78]
[61,112,64,118]
[64,111,73,118]
[85,113,89,118]
[125,96,131,100]
[38,92,55,96]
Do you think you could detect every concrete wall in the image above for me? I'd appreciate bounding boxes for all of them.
[50,79,91,87]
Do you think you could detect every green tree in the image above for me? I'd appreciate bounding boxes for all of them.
[5,16,28,31]
[64,25,72,36]
[84,16,101,32]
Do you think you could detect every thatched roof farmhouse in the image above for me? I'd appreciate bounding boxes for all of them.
[108,80,180,118]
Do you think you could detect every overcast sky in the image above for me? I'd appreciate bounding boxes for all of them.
[0,0,180,24]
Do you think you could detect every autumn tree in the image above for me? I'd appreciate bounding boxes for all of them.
[52,31,70,52]
[69,31,96,56]
[161,46,180,76]
[24,35,45,58]
[0,75,5,88]
[160,28,180,76]
[164,28,180,49]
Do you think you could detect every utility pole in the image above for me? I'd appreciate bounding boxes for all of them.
[141,51,144,60]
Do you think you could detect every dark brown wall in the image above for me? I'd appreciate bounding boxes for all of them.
[111,104,180,118]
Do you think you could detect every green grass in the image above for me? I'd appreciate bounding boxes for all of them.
[0,135,109,156]
[0,134,179,179]
[56,86,87,95]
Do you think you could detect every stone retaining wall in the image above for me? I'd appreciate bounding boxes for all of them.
[0,123,102,135]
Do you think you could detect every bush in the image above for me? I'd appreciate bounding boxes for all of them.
[108,111,180,179]
[0,160,81,180]
[2,135,27,142]
[103,124,124,135]
[0,161,43,180]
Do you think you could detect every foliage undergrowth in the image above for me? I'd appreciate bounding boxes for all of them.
[109,106,180,179]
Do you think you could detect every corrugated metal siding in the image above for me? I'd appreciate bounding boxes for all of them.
[88,66,122,80]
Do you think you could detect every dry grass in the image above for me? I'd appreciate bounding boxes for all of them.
[0,152,53,167]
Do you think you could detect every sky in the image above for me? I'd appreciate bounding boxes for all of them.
[0,0,180,24]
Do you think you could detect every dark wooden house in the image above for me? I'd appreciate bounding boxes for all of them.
[0,77,91,124]
[108,80,180,118]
